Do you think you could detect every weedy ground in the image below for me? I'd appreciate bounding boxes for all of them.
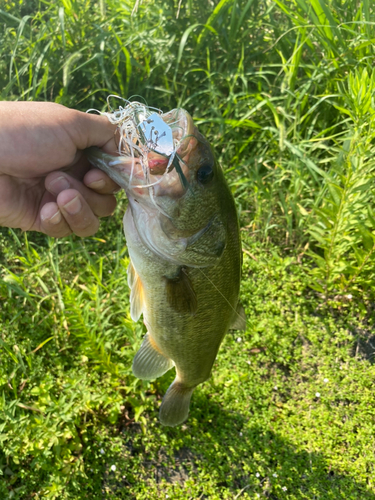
[1,0,375,498]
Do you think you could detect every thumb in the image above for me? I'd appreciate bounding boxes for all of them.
[67,110,118,154]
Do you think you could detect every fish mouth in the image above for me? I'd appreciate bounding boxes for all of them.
[130,108,197,189]
[101,108,197,192]
[86,107,199,204]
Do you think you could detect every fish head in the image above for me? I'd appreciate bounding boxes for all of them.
[87,109,234,267]
[129,109,232,266]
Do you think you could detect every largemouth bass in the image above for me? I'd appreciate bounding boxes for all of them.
[86,107,244,426]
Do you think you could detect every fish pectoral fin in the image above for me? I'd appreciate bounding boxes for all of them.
[165,268,198,316]
[127,261,136,289]
[159,380,195,427]
[229,303,247,331]
[132,333,174,380]
[128,268,144,321]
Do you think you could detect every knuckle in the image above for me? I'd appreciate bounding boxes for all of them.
[77,223,100,237]
[73,216,100,237]
[41,221,71,238]
[99,196,117,217]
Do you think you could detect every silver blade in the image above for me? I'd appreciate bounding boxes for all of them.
[138,112,174,156]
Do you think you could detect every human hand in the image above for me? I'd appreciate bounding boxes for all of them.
[0,101,121,237]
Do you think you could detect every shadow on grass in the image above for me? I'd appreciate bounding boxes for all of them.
[106,394,375,499]
[350,324,375,364]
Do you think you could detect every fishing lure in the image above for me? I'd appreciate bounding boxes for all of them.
[88,96,190,191]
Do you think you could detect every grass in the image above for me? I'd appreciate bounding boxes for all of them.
[1,0,375,498]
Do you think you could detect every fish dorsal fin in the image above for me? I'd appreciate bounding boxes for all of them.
[132,333,174,380]
[229,303,247,331]
[128,261,144,322]
[165,268,198,316]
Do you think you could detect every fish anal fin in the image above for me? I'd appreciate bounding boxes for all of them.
[159,380,195,427]
[132,333,174,380]
[130,275,144,322]
[165,268,197,316]
[229,303,247,331]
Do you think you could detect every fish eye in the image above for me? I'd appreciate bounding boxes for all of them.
[197,162,214,184]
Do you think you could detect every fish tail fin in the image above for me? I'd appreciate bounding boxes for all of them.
[132,333,174,380]
[159,380,195,427]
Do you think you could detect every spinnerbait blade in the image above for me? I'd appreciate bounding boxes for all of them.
[137,113,174,157]
[137,112,189,189]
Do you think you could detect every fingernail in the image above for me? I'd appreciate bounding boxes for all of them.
[41,210,62,224]
[86,179,106,190]
[49,176,70,194]
[63,196,81,215]
[48,210,62,225]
